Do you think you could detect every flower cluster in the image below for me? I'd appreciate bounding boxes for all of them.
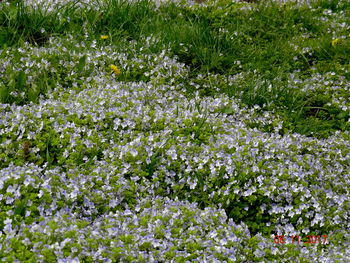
[1,0,350,262]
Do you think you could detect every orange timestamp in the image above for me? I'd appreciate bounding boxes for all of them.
[274,235,329,245]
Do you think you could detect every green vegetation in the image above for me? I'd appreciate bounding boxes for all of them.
[1,0,349,137]
[0,0,349,261]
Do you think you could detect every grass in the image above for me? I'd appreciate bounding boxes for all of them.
[1,0,349,138]
[0,0,350,261]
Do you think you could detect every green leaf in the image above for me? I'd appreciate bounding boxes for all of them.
[223,107,235,115]
[16,70,27,91]
[76,55,87,73]
[336,111,349,120]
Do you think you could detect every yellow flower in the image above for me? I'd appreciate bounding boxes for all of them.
[100,35,109,40]
[331,38,342,47]
[110,64,121,75]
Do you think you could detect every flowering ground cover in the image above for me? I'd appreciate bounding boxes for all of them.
[0,0,349,262]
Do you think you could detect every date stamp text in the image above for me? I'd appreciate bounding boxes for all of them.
[274,235,329,245]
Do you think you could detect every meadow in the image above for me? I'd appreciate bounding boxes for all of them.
[0,0,349,261]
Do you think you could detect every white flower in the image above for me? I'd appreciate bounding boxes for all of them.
[130,148,138,157]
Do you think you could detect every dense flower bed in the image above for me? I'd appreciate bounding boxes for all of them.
[1,0,350,262]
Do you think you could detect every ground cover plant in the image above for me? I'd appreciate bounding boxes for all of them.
[0,0,349,262]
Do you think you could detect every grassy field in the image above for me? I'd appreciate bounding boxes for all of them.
[0,0,349,261]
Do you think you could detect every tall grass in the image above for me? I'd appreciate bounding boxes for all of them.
[0,0,349,137]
